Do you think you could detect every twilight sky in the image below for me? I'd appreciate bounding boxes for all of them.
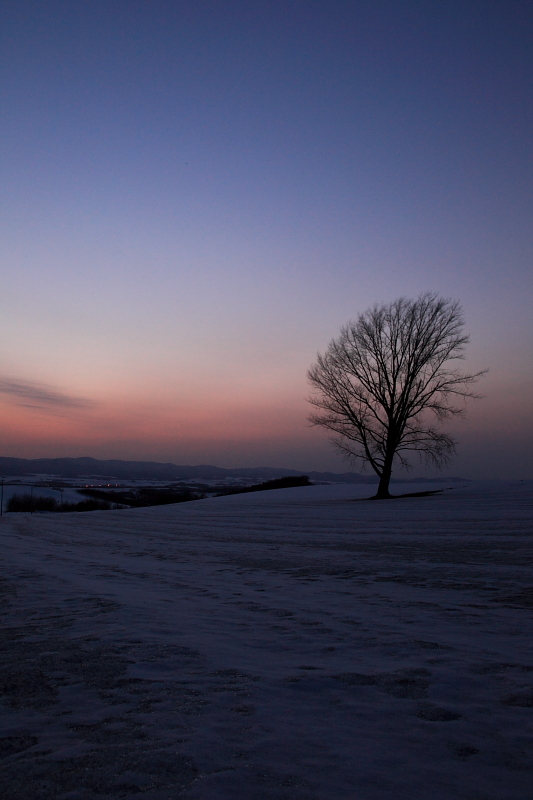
[1,0,532,478]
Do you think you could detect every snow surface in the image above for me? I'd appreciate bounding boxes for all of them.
[1,480,532,799]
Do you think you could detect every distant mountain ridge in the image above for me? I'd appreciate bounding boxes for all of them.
[0,456,466,484]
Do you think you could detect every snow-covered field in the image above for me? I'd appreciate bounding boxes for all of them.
[1,481,532,799]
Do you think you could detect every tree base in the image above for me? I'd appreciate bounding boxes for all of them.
[371,488,445,500]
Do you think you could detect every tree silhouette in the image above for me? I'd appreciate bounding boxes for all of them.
[308,294,485,499]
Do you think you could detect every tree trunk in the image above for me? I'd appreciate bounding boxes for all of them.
[373,453,394,499]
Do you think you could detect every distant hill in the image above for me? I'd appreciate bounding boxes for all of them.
[0,456,466,484]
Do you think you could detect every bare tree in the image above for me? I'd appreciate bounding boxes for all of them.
[307,294,485,499]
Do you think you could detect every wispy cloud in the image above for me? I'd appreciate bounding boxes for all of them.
[0,378,96,412]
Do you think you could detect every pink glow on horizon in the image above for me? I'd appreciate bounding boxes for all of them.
[0,371,531,477]
[0,390,327,465]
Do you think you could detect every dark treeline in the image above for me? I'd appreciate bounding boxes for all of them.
[7,494,117,513]
[6,478,310,513]
[216,475,311,496]
[78,487,202,508]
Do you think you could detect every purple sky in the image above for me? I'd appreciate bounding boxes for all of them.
[1,0,532,478]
